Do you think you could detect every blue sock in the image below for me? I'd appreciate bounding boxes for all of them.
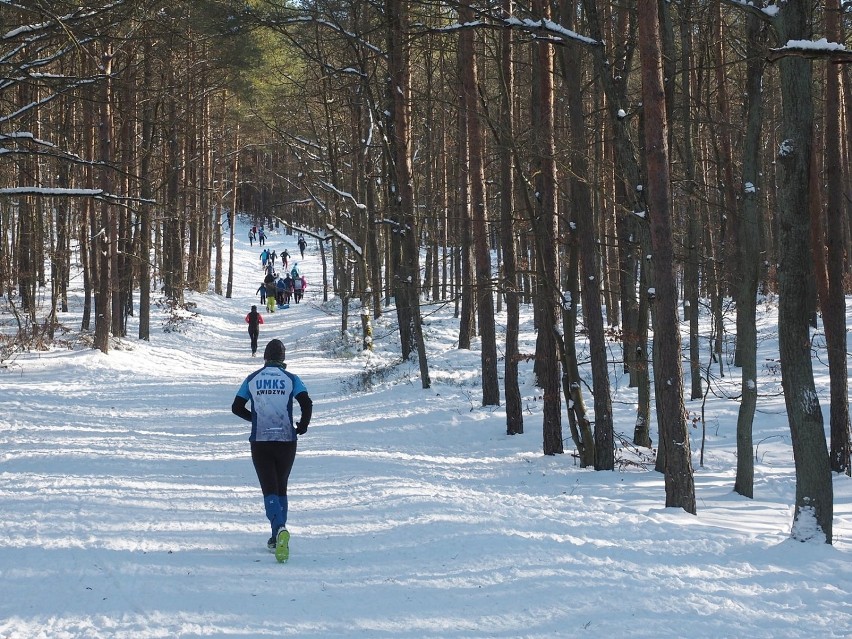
[263,495,285,534]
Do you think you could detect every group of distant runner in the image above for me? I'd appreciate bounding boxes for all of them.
[257,267,307,312]
[244,228,310,357]
[257,246,308,312]
[247,225,266,246]
[250,225,307,258]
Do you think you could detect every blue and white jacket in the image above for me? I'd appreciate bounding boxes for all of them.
[233,363,311,442]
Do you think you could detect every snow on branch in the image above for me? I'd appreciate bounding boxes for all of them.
[719,0,779,20]
[1,1,127,41]
[0,76,100,125]
[0,134,113,173]
[271,216,331,244]
[430,17,598,47]
[0,187,155,205]
[318,180,368,210]
[767,39,852,64]
[325,223,363,257]
[504,17,598,46]
[271,197,313,208]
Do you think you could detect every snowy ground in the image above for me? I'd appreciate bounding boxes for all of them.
[1,220,851,638]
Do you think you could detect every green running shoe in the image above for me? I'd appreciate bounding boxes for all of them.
[275,528,290,563]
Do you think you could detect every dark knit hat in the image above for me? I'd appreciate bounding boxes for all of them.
[263,339,286,361]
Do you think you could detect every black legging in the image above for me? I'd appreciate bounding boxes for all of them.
[248,328,259,354]
[250,441,297,496]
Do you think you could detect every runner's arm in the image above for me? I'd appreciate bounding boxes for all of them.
[295,391,313,432]
[231,396,252,421]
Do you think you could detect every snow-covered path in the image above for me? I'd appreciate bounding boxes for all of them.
[1,221,851,638]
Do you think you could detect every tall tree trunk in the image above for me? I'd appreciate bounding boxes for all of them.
[214,92,227,297]
[163,83,184,304]
[530,0,563,455]
[733,12,766,498]
[138,44,156,341]
[559,229,596,466]
[824,0,851,476]
[195,63,213,294]
[843,66,852,273]
[94,50,114,354]
[559,2,613,469]
[456,74,475,351]
[634,251,652,449]
[459,0,499,406]
[679,0,702,401]
[366,169,383,320]
[53,168,70,320]
[775,0,832,543]
[499,0,523,435]
[638,0,696,513]
[16,71,36,325]
[225,126,239,299]
[81,72,96,333]
[386,0,430,387]
[582,0,651,447]
[113,68,132,339]
[713,0,739,305]
[351,66,375,351]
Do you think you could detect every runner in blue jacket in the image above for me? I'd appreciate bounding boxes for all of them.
[231,339,313,561]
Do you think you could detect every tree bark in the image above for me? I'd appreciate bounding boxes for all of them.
[581,0,652,447]
[558,5,613,469]
[679,0,702,401]
[456,72,475,351]
[136,41,158,340]
[459,0,499,406]
[94,49,114,354]
[498,0,523,435]
[559,230,596,466]
[530,0,563,455]
[823,0,851,476]
[775,0,833,542]
[386,0,430,387]
[733,12,765,499]
[225,125,238,300]
[638,0,696,513]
